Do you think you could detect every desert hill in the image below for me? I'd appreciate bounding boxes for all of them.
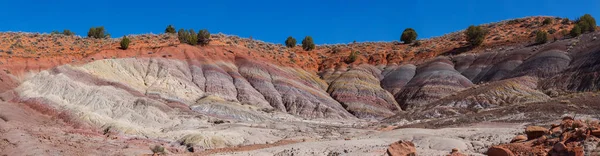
[1,16,600,155]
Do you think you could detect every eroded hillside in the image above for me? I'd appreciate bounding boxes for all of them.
[1,16,600,155]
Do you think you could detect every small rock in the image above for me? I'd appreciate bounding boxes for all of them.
[510,135,527,143]
[487,146,514,156]
[593,36,597,40]
[553,142,566,152]
[525,126,548,140]
[387,140,416,156]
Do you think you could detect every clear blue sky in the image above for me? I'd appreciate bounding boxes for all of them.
[0,0,598,44]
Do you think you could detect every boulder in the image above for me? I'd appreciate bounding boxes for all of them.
[525,126,548,140]
[387,140,417,156]
[487,146,515,156]
[510,135,527,143]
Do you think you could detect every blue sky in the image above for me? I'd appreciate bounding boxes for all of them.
[0,0,598,44]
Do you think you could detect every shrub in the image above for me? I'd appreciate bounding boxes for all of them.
[177,29,186,42]
[577,14,596,33]
[187,29,198,45]
[562,18,571,25]
[401,28,417,44]
[535,30,548,44]
[87,26,108,39]
[197,29,210,46]
[301,36,315,51]
[150,145,166,155]
[412,40,422,47]
[507,19,522,25]
[465,25,487,46]
[120,36,131,50]
[547,28,557,34]
[50,30,60,35]
[560,29,569,36]
[345,51,359,64]
[62,29,75,36]
[285,36,296,48]
[543,18,553,25]
[570,25,582,37]
[165,25,176,34]
[177,29,198,45]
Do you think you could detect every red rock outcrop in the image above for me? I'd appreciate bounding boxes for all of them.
[387,140,417,156]
[487,116,600,156]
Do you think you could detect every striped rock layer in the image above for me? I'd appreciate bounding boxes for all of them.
[324,65,400,119]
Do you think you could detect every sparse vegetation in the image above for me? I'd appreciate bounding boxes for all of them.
[465,25,487,47]
[197,29,211,46]
[301,36,315,51]
[562,18,571,25]
[543,18,553,25]
[62,29,75,36]
[401,28,417,44]
[412,40,422,47]
[150,145,166,155]
[345,51,359,64]
[547,28,556,34]
[507,19,523,25]
[285,36,297,48]
[560,29,569,36]
[178,29,198,45]
[87,26,109,39]
[535,30,548,44]
[165,25,176,34]
[120,36,131,50]
[570,25,582,37]
[576,14,596,33]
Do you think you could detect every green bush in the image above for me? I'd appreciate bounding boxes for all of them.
[465,25,487,47]
[401,28,417,44]
[543,18,553,25]
[535,30,548,44]
[177,29,198,45]
[562,18,570,25]
[120,36,131,50]
[177,29,186,42]
[62,29,75,36]
[507,19,522,25]
[285,36,296,48]
[87,26,108,39]
[560,29,569,36]
[301,36,315,51]
[576,14,596,33]
[150,145,166,155]
[165,25,176,34]
[51,30,75,36]
[412,40,422,47]
[197,29,210,46]
[570,25,582,37]
[547,28,557,34]
[345,51,359,64]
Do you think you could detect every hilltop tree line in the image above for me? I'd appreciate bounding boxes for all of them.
[53,14,596,52]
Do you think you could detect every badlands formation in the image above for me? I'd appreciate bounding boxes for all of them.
[1,16,600,155]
